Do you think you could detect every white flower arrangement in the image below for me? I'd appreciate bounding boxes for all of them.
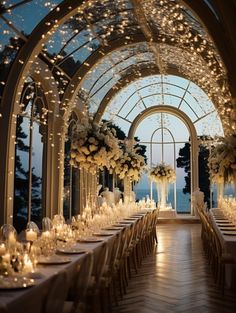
[114,141,146,182]
[208,157,224,184]
[149,163,176,183]
[70,117,122,174]
[208,135,236,184]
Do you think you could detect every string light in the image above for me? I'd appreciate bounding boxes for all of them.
[0,0,235,177]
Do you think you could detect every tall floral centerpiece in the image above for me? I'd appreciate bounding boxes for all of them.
[114,140,146,202]
[70,117,121,174]
[70,117,121,208]
[208,135,236,200]
[149,163,176,209]
[208,156,224,202]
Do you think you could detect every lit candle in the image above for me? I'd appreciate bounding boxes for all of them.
[2,252,10,263]
[26,229,37,242]
[23,255,33,273]
[56,225,63,233]
[8,232,16,246]
[41,231,51,238]
[0,243,6,255]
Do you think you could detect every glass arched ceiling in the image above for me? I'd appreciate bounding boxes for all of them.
[102,75,224,138]
[80,42,227,123]
[0,0,234,131]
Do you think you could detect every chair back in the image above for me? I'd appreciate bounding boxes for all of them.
[71,252,94,311]
[42,271,68,313]
[108,232,121,272]
[93,242,109,287]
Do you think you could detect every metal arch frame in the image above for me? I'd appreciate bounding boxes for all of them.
[87,59,155,101]
[85,49,153,98]
[0,0,83,223]
[0,0,232,223]
[0,0,226,126]
[114,82,200,121]
[128,105,199,215]
[67,40,224,118]
[0,59,62,223]
[18,84,47,223]
[0,0,232,119]
[182,0,236,98]
[93,65,220,124]
[94,65,190,123]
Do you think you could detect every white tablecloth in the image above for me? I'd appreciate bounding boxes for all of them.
[209,208,236,260]
[0,211,150,313]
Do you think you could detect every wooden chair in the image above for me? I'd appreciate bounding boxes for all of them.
[42,271,69,313]
[63,253,94,313]
[99,232,122,311]
[86,242,109,313]
[209,219,236,294]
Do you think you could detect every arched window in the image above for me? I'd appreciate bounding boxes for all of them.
[63,113,80,220]
[13,78,48,232]
[135,112,191,213]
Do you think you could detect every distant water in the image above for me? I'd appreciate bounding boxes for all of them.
[134,186,236,213]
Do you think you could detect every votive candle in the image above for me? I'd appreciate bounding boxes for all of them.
[26,229,37,242]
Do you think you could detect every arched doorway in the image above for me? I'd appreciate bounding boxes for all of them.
[128,105,198,215]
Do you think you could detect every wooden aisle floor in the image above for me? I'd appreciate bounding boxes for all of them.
[113,224,236,313]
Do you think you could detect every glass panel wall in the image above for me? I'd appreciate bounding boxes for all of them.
[13,78,47,232]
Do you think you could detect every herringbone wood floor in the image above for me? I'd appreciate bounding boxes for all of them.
[113,224,236,313]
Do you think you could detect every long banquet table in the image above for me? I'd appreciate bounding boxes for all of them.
[0,210,153,313]
[209,208,236,260]
[209,208,236,288]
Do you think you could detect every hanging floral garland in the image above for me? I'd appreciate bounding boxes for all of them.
[208,135,236,184]
[149,163,176,183]
[114,141,146,182]
[70,117,121,174]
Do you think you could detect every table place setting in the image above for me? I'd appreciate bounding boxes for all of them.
[56,247,87,254]
[37,254,71,265]
[92,231,114,237]
[77,237,104,243]
[102,227,123,231]
[0,275,35,290]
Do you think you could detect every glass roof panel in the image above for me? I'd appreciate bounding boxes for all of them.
[87,50,153,98]
[0,0,230,133]
[195,111,223,136]
[162,83,186,99]
[143,95,163,107]
[46,16,90,57]
[163,94,182,107]
[3,0,62,35]
[0,18,19,53]
[125,104,143,121]
[104,74,223,137]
